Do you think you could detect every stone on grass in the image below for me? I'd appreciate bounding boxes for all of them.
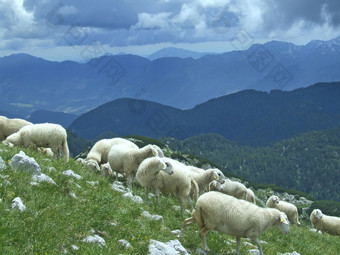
[12,197,26,212]
[123,192,143,204]
[0,156,6,170]
[118,239,133,250]
[148,239,189,255]
[142,211,163,222]
[82,235,106,247]
[31,173,56,185]
[62,170,83,180]
[279,252,301,255]
[112,181,128,193]
[9,151,41,175]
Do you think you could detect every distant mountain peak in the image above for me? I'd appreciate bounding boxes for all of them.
[148,47,211,60]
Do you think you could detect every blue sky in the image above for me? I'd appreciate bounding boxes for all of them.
[1,0,340,61]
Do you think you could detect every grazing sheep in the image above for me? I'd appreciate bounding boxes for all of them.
[0,116,32,141]
[141,157,199,211]
[136,157,174,198]
[310,209,340,236]
[246,188,256,204]
[209,178,247,200]
[108,144,158,190]
[188,168,225,197]
[86,138,138,171]
[180,191,290,255]
[4,123,69,162]
[266,195,301,225]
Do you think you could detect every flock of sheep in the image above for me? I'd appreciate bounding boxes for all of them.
[1,115,340,254]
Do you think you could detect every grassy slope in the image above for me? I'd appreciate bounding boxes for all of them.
[0,144,339,254]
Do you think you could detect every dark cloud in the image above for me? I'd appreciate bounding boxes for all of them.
[263,0,340,31]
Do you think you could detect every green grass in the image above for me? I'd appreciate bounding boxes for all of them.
[1,144,340,254]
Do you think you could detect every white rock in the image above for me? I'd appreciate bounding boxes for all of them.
[32,173,56,185]
[112,181,128,193]
[171,230,181,235]
[142,211,163,222]
[0,174,9,179]
[62,170,83,180]
[110,222,117,227]
[82,235,106,247]
[71,245,79,250]
[69,192,78,199]
[47,167,56,172]
[86,181,99,186]
[0,156,6,170]
[123,192,143,204]
[249,249,260,255]
[148,239,189,255]
[9,151,41,175]
[118,239,132,250]
[12,197,26,212]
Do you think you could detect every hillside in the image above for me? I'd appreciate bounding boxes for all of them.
[160,127,340,202]
[1,142,340,254]
[69,82,340,146]
[2,37,340,116]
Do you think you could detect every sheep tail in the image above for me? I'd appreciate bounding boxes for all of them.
[191,179,199,203]
[62,137,70,162]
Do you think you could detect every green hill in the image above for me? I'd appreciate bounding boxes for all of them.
[1,143,340,254]
[161,127,340,202]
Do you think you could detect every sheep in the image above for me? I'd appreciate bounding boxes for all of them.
[310,209,340,236]
[209,178,247,200]
[246,188,256,204]
[266,195,301,225]
[108,144,158,190]
[0,116,32,141]
[188,168,225,197]
[136,157,174,198]
[180,191,290,255]
[4,123,69,162]
[152,145,164,157]
[139,157,199,211]
[85,138,138,171]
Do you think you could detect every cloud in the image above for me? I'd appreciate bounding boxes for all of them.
[0,0,36,37]
[1,0,340,59]
[133,12,172,29]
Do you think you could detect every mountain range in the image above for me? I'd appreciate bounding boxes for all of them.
[69,82,340,146]
[1,37,340,117]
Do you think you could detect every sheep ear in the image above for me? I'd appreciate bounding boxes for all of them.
[280,215,289,224]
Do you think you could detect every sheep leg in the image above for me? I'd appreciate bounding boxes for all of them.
[199,226,211,252]
[253,238,263,255]
[236,236,241,255]
[178,216,195,239]
[154,188,161,202]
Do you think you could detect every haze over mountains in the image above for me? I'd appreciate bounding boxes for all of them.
[69,82,340,146]
[1,37,340,117]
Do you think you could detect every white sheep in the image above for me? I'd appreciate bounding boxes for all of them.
[310,209,340,236]
[180,191,290,255]
[108,144,158,190]
[246,188,256,204]
[140,157,199,211]
[0,116,32,141]
[266,195,301,225]
[152,145,164,157]
[86,138,138,171]
[136,157,174,197]
[188,168,225,197]
[209,178,248,200]
[4,123,69,162]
